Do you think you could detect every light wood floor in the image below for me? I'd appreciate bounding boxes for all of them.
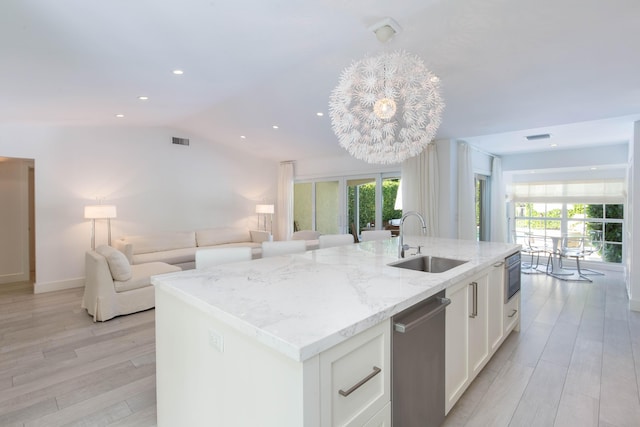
[1,271,639,426]
[444,269,640,427]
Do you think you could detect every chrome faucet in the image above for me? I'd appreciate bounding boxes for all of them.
[398,211,427,258]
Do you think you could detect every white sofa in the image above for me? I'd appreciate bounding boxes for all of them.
[113,227,271,270]
[82,245,182,321]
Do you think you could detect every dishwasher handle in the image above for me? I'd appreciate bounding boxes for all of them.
[394,297,451,334]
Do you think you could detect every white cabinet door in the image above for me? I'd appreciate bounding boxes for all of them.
[488,262,505,353]
[468,272,489,378]
[445,279,470,413]
[445,267,492,414]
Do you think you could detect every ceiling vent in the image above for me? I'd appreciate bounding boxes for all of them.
[525,133,551,141]
[172,137,190,146]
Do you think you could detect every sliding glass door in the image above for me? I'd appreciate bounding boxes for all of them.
[347,177,376,237]
[294,173,401,240]
[294,180,342,234]
[316,181,340,234]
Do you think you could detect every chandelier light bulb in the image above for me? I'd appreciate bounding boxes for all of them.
[374,97,397,119]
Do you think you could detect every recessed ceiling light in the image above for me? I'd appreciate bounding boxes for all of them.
[550,143,558,147]
[316,112,324,117]
[272,125,279,129]
[172,69,184,75]
[525,133,551,141]
[591,167,598,170]
[240,135,246,139]
[138,96,149,100]
[115,114,124,118]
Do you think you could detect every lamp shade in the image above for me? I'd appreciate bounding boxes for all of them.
[255,204,274,214]
[84,205,117,219]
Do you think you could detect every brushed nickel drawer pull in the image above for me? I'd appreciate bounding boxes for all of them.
[508,309,518,318]
[338,366,382,397]
[469,282,478,318]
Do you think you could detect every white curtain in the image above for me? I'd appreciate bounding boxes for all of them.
[400,143,439,236]
[276,161,294,241]
[489,156,507,242]
[457,142,476,240]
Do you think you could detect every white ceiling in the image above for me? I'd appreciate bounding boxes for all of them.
[2,0,640,162]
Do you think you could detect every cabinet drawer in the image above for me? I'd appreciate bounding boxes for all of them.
[363,402,391,427]
[504,293,520,333]
[320,321,390,427]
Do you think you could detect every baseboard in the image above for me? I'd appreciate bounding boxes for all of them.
[34,277,85,294]
[0,271,30,285]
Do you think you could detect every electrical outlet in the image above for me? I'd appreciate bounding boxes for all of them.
[208,329,224,353]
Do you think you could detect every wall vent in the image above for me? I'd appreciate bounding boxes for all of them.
[525,133,551,141]
[172,137,190,146]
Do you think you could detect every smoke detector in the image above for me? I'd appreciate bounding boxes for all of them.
[369,17,402,43]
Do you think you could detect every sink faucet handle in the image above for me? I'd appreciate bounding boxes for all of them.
[408,245,423,256]
[400,243,411,258]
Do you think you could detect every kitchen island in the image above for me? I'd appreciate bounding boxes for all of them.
[152,236,520,426]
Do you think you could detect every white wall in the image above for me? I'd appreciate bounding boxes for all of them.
[501,143,628,171]
[294,154,399,180]
[0,125,278,293]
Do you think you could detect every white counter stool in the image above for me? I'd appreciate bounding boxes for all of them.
[195,247,252,269]
[318,233,354,249]
[360,230,392,242]
[291,230,321,250]
[261,240,306,257]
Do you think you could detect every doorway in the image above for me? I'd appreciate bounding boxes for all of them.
[29,165,36,282]
[0,156,35,287]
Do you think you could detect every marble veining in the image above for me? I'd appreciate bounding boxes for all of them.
[152,236,519,362]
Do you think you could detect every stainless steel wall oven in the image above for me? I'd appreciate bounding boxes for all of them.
[505,251,521,303]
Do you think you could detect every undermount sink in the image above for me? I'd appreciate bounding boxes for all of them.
[389,255,469,273]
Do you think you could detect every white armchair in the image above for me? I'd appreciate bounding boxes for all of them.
[82,245,181,321]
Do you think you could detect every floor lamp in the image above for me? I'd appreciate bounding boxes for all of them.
[255,204,274,235]
[84,204,117,250]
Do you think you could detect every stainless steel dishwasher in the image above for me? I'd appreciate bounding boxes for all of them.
[392,290,450,427]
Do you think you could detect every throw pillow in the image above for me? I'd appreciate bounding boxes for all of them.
[96,245,132,281]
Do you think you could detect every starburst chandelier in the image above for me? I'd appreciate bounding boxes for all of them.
[328,21,444,165]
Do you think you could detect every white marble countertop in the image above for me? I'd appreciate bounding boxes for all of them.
[152,236,519,362]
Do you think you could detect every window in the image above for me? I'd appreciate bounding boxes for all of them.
[511,177,625,264]
[514,202,623,263]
